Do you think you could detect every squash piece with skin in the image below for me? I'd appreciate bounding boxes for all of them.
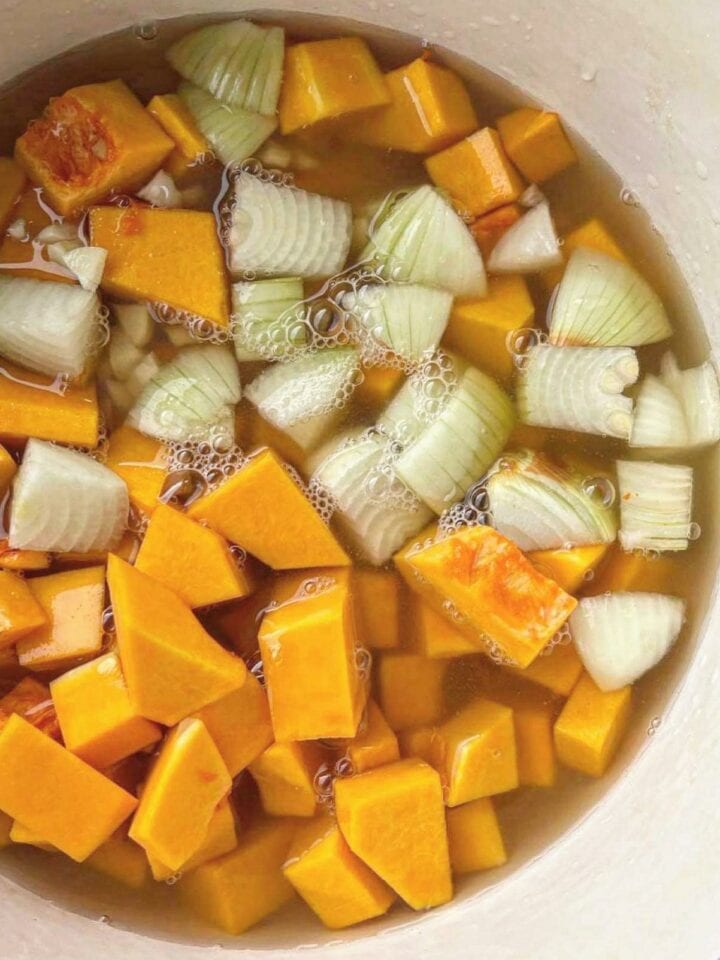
[129,717,232,871]
[283,816,396,929]
[135,503,252,608]
[107,555,248,725]
[249,741,324,818]
[0,571,47,649]
[446,797,506,874]
[105,426,168,517]
[334,758,452,910]
[179,818,297,935]
[90,206,230,327]
[188,448,350,570]
[0,714,137,861]
[16,80,174,217]
[345,701,400,774]
[51,652,162,769]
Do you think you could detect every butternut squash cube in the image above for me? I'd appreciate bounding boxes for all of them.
[259,573,366,740]
[469,203,523,260]
[0,570,47,649]
[0,157,26,232]
[86,830,150,889]
[348,57,477,154]
[512,700,556,787]
[354,568,401,650]
[192,673,273,777]
[346,700,399,774]
[529,543,611,595]
[17,566,105,669]
[541,217,627,292]
[105,426,167,517]
[284,815,396,929]
[16,79,174,217]
[51,652,162,769]
[10,820,54,850]
[554,672,632,778]
[446,797,506,873]
[129,717,231,871]
[90,206,230,327]
[512,641,584,697]
[0,677,59,739]
[0,539,51,572]
[247,410,307,471]
[135,503,251,609]
[377,651,447,732]
[147,93,210,183]
[279,38,390,135]
[0,443,16,495]
[399,525,576,669]
[497,108,577,183]
[0,811,11,848]
[425,128,524,217]
[403,699,518,805]
[583,544,678,596]
[444,275,535,382]
[249,741,323,818]
[392,520,439,581]
[179,818,297,934]
[107,555,248,725]
[0,714,137,861]
[147,798,237,881]
[188,449,350,570]
[412,598,476,658]
[334,758,452,909]
[353,365,404,410]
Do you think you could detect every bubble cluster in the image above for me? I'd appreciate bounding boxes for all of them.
[506,326,547,370]
[91,304,111,352]
[149,301,230,345]
[439,481,492,537]
[358,430,422,513]
[354,646,373,679]
[312,754,354,810]
[411,351,459,424]
[542,620,573,656]
[305,478,337,525]
[229,544,247,569]
[484,637,517,668]
[127,504,149,537]
[165,438,247,502]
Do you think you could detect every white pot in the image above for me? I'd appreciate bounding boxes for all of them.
[1,3,719,958]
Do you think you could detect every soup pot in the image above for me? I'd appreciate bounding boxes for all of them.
[1,1,719,958]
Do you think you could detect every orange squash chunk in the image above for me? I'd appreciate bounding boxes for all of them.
[444,275,535,382]
[0,811,10,848]
[259,572,366,741]
[0,539,50,572]
[107,555,248,725]
[348,57,478,154]
[86,830,150,889]
[353,365,404,410]
[425,128,524,217]
[249,741,323,818]
[554,672,631,778]
[469,203,523,260]
[129,717,231,871]
[354,568,401,650]
[192,673,273,777]
[399,525,577,669]
[135,503,251,609]
[105,426,167,516]
[334,758,452,909]
[345,700,399,774]
[511,641,584,697]
[446,797,507,873]
[279,37,390,135]
[17,566,105,670]
[0,570,47,648]
[284,815,396,929]
[0,361,99,447]
[90,206,229,326]
[583,543,678,596]
[9,820,54,849]
[0,676,59,740]
[0,443,16,495]
[411,598,476,658]
[147,798,237,881]
[377,651,447,731]
[16,79,173,217]
[541,217,627,292]
[188,449,350,570]
[179,818,297,935]
[529,543,611,595]
[497,108,577,183]
[0,157,26,231]
[0,714,137,861]
[247,410,307,471]
[51,652,162,769]
[147,93,211,183]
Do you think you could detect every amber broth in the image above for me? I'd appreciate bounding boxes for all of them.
[0,10,717,949]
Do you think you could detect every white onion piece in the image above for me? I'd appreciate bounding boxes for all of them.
[394,366,515,514]
[487,203,562,274]
[51,245,107,292]
[112,303,154,348]
[616,460,693,552]
[312,431,432,565]
[571,592,685,690]
[0,275,100,377]
[6,218,27,240]
[518,344,639,439]
[108,329,147,381]
[137,170,182,209]
[229,172,352,280]
[486,450,617,550]
[629,374,689,448]
[125,353,161,398]
[378,351,466,447]
[231,276,306,361]
[167,19,285,116]
[362,185,487,297]
[342,283,452,363]
[659,352,720,447]
[179,82,276,166]
[9,439,129,553]
[549,247,672,346]
[35,222,79,244]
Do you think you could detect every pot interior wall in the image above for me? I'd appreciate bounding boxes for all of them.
[0,10,716,951]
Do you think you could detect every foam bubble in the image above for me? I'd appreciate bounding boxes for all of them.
[148,301,230,345]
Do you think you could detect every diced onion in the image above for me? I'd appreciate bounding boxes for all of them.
[487,203,562,274]
[179,82,276,167]
[231,276,307,361]
[616,459,693,552]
